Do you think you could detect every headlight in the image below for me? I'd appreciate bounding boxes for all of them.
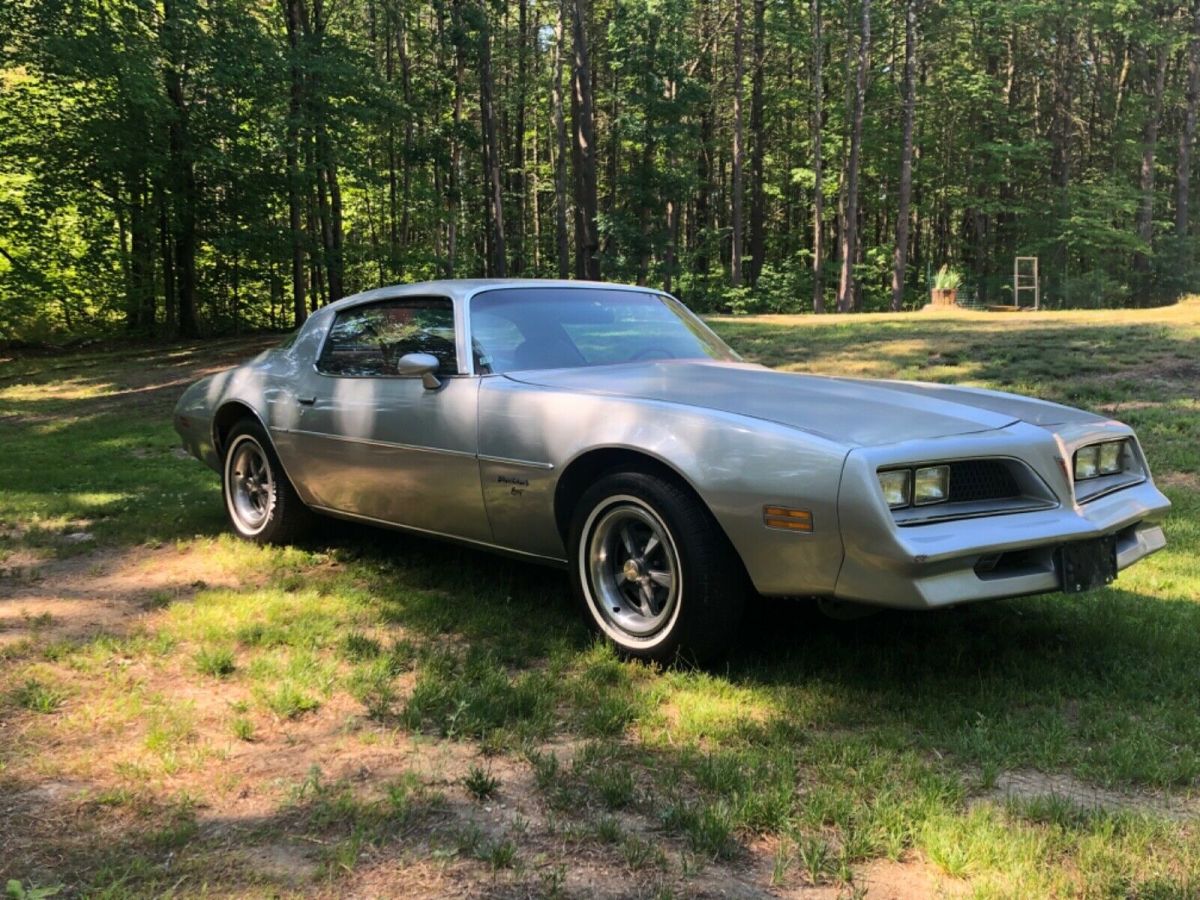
[1074,445,1100,480]
[913,465,950,505]
[1074,440,1127,481]
[1098,441,1123,475]
[877,469,912,508]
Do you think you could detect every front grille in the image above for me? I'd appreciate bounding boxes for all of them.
[948,460,1020,503]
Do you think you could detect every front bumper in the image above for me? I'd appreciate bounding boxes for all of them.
[832,430,1171,610]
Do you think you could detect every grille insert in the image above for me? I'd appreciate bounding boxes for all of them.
[947,460,1020,503]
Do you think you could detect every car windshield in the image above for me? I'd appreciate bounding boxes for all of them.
[469,287,738,374]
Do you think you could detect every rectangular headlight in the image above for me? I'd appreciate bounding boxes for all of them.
[913,465,950,505]
[1098,441,1124,475]
[1074,445,1100,480]
[877,469,912,508]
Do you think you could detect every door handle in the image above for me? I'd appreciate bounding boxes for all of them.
[297,396,317,406]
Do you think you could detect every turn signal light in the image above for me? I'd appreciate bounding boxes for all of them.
[763,506,814,532]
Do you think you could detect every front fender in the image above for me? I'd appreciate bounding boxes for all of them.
[477,377,850,595]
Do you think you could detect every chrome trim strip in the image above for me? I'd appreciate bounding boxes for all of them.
[1074,473,1148,505]
[309,504,568,566]
[477,454,555,470]
[273,427,553,469]
[282,427,477,460]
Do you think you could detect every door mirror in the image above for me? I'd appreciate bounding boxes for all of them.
[396,352,441,389]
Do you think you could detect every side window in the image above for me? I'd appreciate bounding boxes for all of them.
[471,311,525,374]
[317,298,458,377]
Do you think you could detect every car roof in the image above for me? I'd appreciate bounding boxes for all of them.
[325,279,666,312]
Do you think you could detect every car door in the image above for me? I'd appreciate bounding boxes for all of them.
[284,296,491,543]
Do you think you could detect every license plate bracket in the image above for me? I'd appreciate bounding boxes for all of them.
[1057,536,1118,594]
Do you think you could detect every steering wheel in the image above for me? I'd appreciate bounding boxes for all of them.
[629,346,675,361]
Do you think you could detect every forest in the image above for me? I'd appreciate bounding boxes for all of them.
[1,0,1199,340]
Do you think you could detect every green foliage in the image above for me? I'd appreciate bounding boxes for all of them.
[463,765,500,801]
[1059,270,1130,310]
[13,679,65,714]
[2,0,1198,340]
[932,265,963,292]
[2,322,1200,894]
[5,881,61,900]
[193,645,235,677]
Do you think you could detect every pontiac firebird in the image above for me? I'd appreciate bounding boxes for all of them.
[173,280,1171,661]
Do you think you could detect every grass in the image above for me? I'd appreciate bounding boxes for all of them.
[12,678,66,714]
[1,305,1199,895]
[463,764,500,801]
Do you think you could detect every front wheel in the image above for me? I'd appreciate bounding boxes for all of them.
[222,419,312,545]
[569,470,746,664]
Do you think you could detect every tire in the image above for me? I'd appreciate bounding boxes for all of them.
[568,468,747,664]
[221,419,313,545]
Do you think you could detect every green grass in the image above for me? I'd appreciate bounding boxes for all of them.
[463,764,500,801]
[1,307,1199,895]
[12,678,66,714]
[192,645,235,677]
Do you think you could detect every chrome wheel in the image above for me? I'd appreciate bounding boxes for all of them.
[225,435,275,534]
[583,496,681,641]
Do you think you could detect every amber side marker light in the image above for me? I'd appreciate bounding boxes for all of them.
[763,506,814,532]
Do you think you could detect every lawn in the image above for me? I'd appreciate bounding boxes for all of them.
[1,303,1198,898]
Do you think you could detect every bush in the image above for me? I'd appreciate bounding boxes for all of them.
[1058,270,1129,309]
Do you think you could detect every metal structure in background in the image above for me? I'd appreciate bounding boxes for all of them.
[1014,256,1040,310]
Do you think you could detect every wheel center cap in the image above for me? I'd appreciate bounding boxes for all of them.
[622,559,643,582]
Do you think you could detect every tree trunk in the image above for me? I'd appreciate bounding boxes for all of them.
[730,0,745,287]
[811,0,824,313]
[694,11,714,280]
[384,4,398,270]
[321,139,345,300]
[1133,41,1169,293]
[447,0,467,277]
[552,0,570,278]
[637,30,658,285]
[890,0,917,312]
[477,2,507,277]
[285,0,307,326]
[163,0,199,338]
[157,183,177,334]
[508,0,528,275]
[128,174,156,331]
[1177,1,1200,238]
[837,0,870,313]
[747,0,766,286]
[570,0,600,280]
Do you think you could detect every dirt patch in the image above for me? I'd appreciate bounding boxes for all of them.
[0,543,249,648]
[985,769,1199,820]
[1158,470,1200,492]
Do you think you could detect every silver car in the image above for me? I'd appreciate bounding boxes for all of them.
[173,280,1171,661]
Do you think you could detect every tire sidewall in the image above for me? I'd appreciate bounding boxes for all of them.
[575,491,686,655]
[570,472,711,661]
[222,424,280,541]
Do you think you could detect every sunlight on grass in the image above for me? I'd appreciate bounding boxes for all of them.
[2,310,1199,895]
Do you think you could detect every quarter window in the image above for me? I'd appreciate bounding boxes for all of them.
[317,298,458,376]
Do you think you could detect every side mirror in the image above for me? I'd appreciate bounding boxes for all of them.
[396,352,441,389]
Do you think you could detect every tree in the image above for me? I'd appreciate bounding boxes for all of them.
[1177,0,1200,238]
[551,0,570,278]
[730,0,745,287]
[890,0,917,312]
[570,0,599,280]
[4,0,1200,344]
[811,0,826,313]
[837,0,870,313]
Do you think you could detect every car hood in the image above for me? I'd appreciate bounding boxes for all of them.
[505,361,1104,447]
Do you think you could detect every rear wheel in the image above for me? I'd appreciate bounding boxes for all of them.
[222,419,312,545]
[569,469,746,663]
